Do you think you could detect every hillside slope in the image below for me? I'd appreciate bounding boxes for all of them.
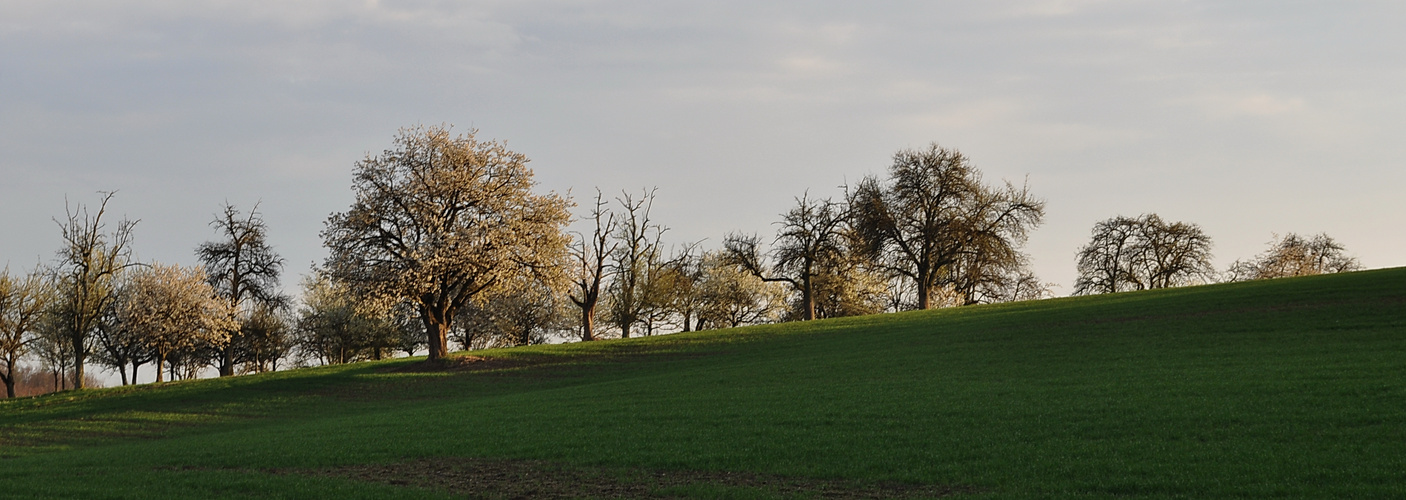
[2,268,1404,499]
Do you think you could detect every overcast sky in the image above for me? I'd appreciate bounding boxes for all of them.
[4,0,1404,298]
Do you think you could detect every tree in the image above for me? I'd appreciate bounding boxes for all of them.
[322,125,573,361]
[470,277,569,347]
[93,273,153,386]
[807,256,889,319]
[606,189,667,338]
[294,273,394,365]
[119,263,234,383]
[31,311,75,392]
[1073,214,1215,295]
[53,192,137,390]
[389,302,426,357]
[663,246,707,332]
[1070,216,1140,295]
[0,267,54,398]
[695,252,786,329]
[197,203,287,377]
[567,189,617,342]
[1226,232,1362,281]
[724,193,846,321]
[848,144,1045,309]
[235,305,293,373]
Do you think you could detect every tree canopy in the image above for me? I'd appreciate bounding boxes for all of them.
[1226,233,1361,281]
[1074,214,1215,295]
[848,144,1044,309]
[321,125,572,361]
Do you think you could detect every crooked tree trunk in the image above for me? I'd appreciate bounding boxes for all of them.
[70,336,87,390]
[580,304,596,342]
[220,347,235,377]
[421,306,451,361]
[915,266,933,310]
[3,371,14,398]
[155,352,167,383]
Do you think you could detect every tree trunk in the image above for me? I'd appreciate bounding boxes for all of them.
[117,361,129,386]
[155,353,166,383]
[422,308,450,361]
[580,304,595,342]
[71,336,87,390]
[72,357,85,390]
[220,346,235,377]
[2,372,14,398]
[131,362,140,386]
[916,267,932,310]
[801,277,815,321]
[621,323,632,339]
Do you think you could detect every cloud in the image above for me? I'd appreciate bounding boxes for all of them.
[1222,93,1307,117]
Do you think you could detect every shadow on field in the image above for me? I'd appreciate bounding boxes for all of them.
[294,457,974,499]
[384,345,718,375]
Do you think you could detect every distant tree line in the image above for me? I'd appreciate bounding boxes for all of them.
[0,125,1366,396]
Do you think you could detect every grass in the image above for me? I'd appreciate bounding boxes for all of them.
[1,268,1404,499]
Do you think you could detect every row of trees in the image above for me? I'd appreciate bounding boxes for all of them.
[1072,213,1361,295]
[0,197,433,395]
[1,125,1366,395]
[0,196,288,395]
[318,126,1053,363]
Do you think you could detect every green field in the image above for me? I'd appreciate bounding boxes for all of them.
[2,268,1404,499]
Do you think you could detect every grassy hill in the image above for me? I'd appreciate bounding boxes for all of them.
[2,268,1404,499]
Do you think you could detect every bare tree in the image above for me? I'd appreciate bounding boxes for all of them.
[1225,232,1362,281]
[1074,214,1215,294]
[724,193,846,321]
[947,182,1047,305]
[0,267,54,398]
[1137,215,1215,289]
[975,269,1054,303]
[120,263,235,383]
[1071,216,1141,295]
[848,144,1045,309]
[606,188,666,338]
[322,125,573,361]
[197,202,287,376]
[53,192,137,390]
[567,189,617,342]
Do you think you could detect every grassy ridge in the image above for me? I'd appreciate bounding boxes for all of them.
[2,268,1404,499]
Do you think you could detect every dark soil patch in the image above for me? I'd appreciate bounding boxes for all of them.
[386,347,717,375]
[388,355,539,373]
[295,457,972,499]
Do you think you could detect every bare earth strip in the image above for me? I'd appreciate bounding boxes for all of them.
[293,457,973,499]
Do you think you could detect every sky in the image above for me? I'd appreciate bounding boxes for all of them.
[3,0,1404,303]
